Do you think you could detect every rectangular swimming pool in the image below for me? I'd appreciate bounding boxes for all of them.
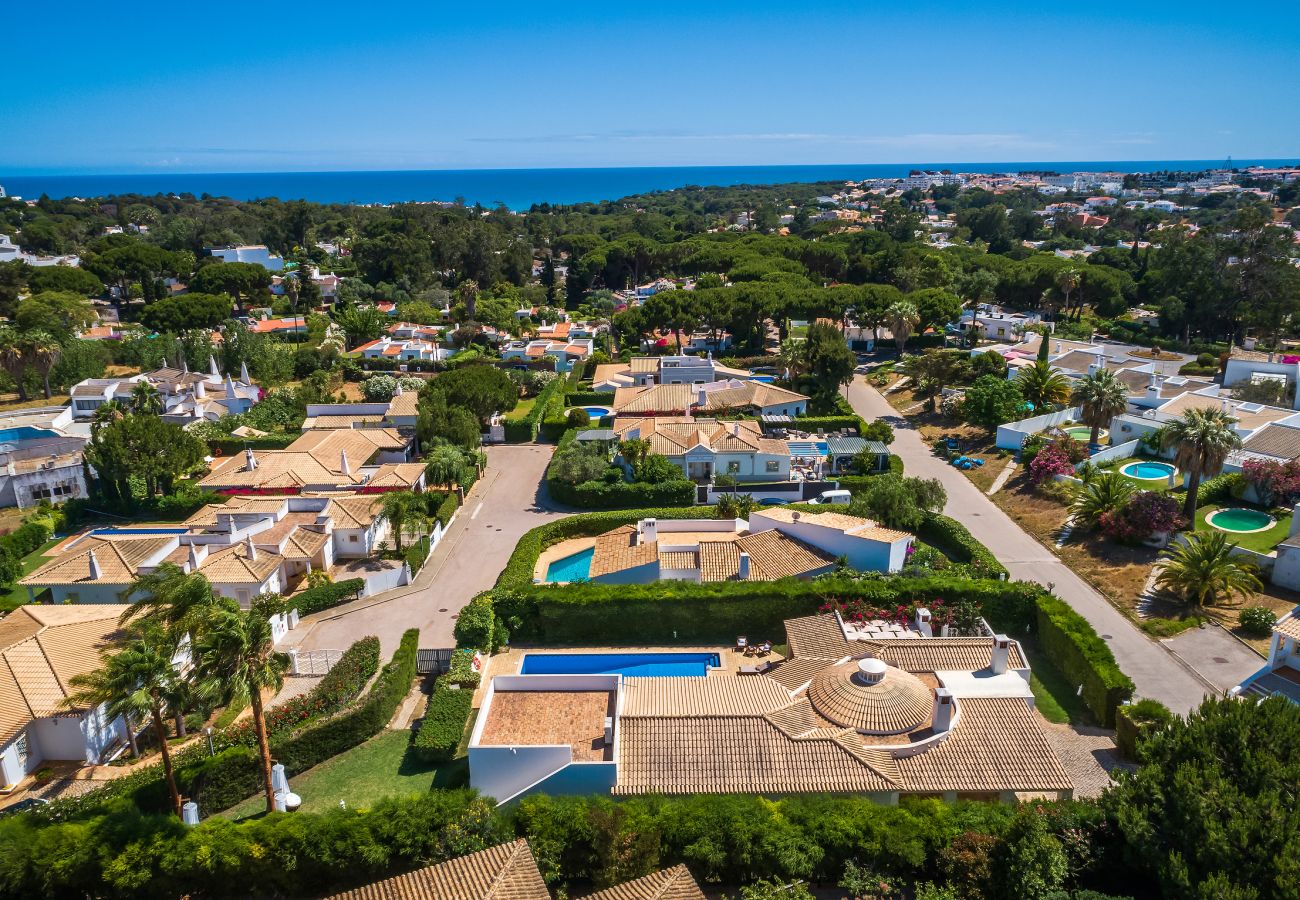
[544,547,594,582]
[520,652,721,677]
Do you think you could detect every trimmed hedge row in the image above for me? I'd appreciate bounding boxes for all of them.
[453,594,499,651]
[549,477,696,509]
[292,578,366,616]
[1035,593,1135,726]
[433,491,459,528]
[836,454,905,487]
[1115,698,1174,761]
[411,682,474,763]
[915,512,1008,579]
[208,434,301,455]
[504,377,567,443]
[565,390,614,406]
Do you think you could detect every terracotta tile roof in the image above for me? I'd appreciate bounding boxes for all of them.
[285,427,409,457]
[22,536,175,586]
[752,507,912,543]
[578,866,705,900]
[766,655,839,691]
[477,690,614,761]
[893,697,1073,793]
[621,676,792,717]
[0,604,132,745]
[875,638,1026,672]
[1158,392,1295,431]
[387,391,422,419]
[323,495,385,528]
[659,550,698,569]
[589,527,658,578]
[783,613,852,659]
[302,414,386,429]
[1239,423,1300,461]
[325,839,549,900]
[735,530,836,579]
[806,660,934,735]
[184,497,289,527]
[280,527,331,560]
[1274,612,1300,641]
[197,542,283,584]
[612,381,807,415]
[368,463,427,489]
[611,417,780,456]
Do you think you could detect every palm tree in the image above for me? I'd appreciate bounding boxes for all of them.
[1070,473,1135,529]
[122,564,219,638]
[887,301,921,354]
[1156,531,1262,608]
[425,445,468,491]
[1072,369,1129,446]
[1015,360,1071,412]
[66,623,186,816]
[131,381,163,415]
[1162,407,1243,520]
[0,326,29,402]
[777,338,806,379]
[1055,268,1082,320]
[378,490,424,553]
[93,400,127,427]
[193,594,290,814]
[22,332,61,400]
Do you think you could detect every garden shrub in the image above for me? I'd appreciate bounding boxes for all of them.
[1097,491,1182,543]
[1034,593,1134,725]
[916,512,1008,579]
[1114,698,1174,761]
[454,594,497,651]
[1029,443,1075,485]
[411,682,474,763]
[292,578,366,616]
[444,648,482,689]
[1237,606,1278,637]
[565,390,611,406]
[0,519,51,558]
[1195,472,1243,505]
[433,491,459,528]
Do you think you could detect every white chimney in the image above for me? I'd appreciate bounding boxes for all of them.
[245,447,257,471]
[246,536,258,562]
[991,634,1011,674]
[603,716,614,746]
[240,361,251,384]
[181,357,189,374]
[195,379,206,399]
[932,687,955,732]
[914,607,933,637]
[87,550,102,580]
[738,552,751,580]
[639,518,658,545]
[1054,341,1062,354]
[856,658,887,685]
[209,355,221,378]
[188,543,201,571]
[340,449,351,477]
[394,382,403,396]
[225,375,237,400]
[697,388,707,408]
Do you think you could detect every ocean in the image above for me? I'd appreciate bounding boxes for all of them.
[2,160,1296,210]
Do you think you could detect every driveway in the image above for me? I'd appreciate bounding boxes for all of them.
[283,444,564,657]
[1162,624,1264,693]
[843,375,1214,713]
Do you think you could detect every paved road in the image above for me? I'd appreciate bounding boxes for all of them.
[283,444,564,658]
[843,375,1215,713]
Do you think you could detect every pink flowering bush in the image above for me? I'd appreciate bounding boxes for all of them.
[1099,491,1184,543]
[1242,457,1300,507]
[817,596,981,632]
[1029,440,1076,485]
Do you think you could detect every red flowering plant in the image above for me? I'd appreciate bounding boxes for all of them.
[817,596,978,630]
[1242,457,1300,507]
[1098,490,1184,543]
[1029,440,1076,485]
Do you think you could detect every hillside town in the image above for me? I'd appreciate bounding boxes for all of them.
[0,160,1297,898]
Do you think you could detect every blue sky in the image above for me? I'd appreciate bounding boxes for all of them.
[3,0,1297,173]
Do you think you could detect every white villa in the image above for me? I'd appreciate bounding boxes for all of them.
[592,354,758,392]
[199,428,423,494]
[611,417,792,483]
[612,380,808,418]
[204,244,284,271]
[1232,606,1300,704]
[69,357,259,424]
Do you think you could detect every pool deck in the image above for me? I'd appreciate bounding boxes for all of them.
[474,643,787,708]
[534,530,749,582]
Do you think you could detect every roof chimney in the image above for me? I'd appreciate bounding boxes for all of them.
[856,658,887,685]
[914,607,933,637]
[340,449,351,477]
[639,517,658,545]
[188,543,201,571]
[245,536,258,562]
[991,634,1011,674]
[244,447,257,471]
[209,355,221,378]
[195,379,206,399]
[394,381,403,396]
[87,549,102,580]
[225,375,237,400]
[697,388,707,408]
[181,357,189,374]
[240,361,251,384]
[932,687,955,732]
[738,552,750,580]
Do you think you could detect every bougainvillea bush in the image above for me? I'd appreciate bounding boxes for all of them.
[1029,440,1076,485]
[1099,491,1184,543]
[1241,457,1300,507]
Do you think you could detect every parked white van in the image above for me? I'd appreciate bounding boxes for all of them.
[809,489,852,505]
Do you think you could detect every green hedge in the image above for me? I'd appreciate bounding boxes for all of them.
[411,683,474,763]
[505,377,567,443]
[444,649,482,688]
[1195,471,1243,505]
[549,477,696,509]
[433,491,459,527]
[836,455,905,486]
[1115,698,1174,761]
[292,578,366,616]
[208,434,301,455]
[915,512,1008,579]
[1035,593,1135,726]
[565,390,614,405]
[453,594,498,651]
[789,414,867,434]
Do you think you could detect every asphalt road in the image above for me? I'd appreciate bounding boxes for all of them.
[843,375,1219,713]
[285,444,564,658]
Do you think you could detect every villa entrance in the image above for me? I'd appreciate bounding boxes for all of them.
[687,461,713,481]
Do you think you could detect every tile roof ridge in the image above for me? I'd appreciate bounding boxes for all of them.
[832,733,902,784]
[484,839,533,900]
[1,642,41,719]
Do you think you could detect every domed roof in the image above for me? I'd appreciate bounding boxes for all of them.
[806,658,933,735]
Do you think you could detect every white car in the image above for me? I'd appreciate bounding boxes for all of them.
[809,489,852,505]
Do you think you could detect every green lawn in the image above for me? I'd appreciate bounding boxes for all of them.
[1093,456,1176,492]
[0,536,64,612]
[1020,636,1091,725]
[1193,503,1292,554]
[503,396,537,422]
[223,730,468,821]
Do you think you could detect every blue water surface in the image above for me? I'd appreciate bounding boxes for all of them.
[1124,461,1175,479]
[520,652,721,677]
[0,426,58,444]
[545,547,594,582]
[788,440,829,457]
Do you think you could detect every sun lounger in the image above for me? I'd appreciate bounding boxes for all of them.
[735,636,748,653]
[738,661,774,676]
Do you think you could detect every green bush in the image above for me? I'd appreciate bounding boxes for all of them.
[916,512,1008,579]
[433,492,459,528]
[1195,472,1243,505]
[0,519,51,558]
[1035,593,1134,725]
[1114,699,1174,761]
[292,578,366,616]
[1238,606,1278,637]
[444,648,482,689]
[411,682,474,763]
[566,390,612,406]
[454,594,497,651]
[207,434,301,455]
[505,377,567,443]
[549,477,696,509]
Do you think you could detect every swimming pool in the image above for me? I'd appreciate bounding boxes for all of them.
[90,527,189,537]
[749,375,777,383]
[544,547,594,582]
[581,406,613,418]
[0,426,58,444]
[788,440,829,458]
[1065,426,1108,444]
[1120,461,1176,481]
[520,652,721,677]
[1206,508,1276,534]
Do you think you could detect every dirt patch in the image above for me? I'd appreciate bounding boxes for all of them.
[918,423,1003,492]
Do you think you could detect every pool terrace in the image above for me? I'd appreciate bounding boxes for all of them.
[1194,502,1293,554]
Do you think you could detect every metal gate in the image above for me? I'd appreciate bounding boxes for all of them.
[417,648,453,676]
[291,648,342,676]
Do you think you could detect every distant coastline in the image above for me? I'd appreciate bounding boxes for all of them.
[3,159,1297,209]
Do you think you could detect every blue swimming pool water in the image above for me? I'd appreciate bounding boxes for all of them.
[545,547,594,582]
[520,652,721,677]
[91,528,189,537]
[0,426,58,444]
[788,440,829,457]
[749,375,777,383]
[581,406,613,418]
[1122,461,1175,480]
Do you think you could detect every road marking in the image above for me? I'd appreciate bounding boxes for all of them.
[470,502,484,520]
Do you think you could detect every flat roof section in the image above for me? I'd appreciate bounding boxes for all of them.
[477,690,615,761]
